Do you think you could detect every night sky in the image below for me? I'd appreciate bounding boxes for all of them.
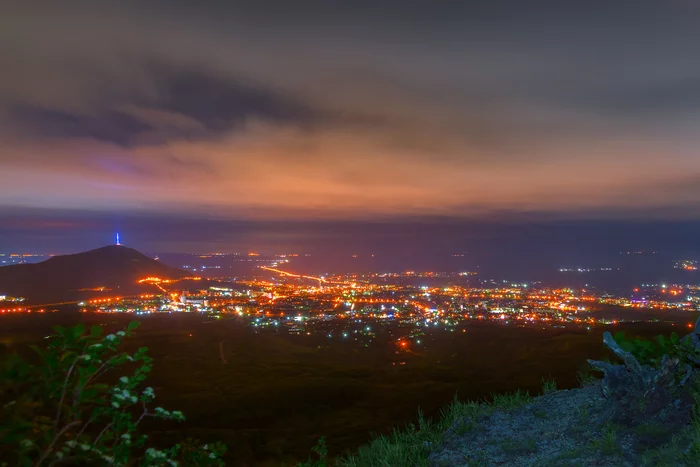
[2,1,700,254]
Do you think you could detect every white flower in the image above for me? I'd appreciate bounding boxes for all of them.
[105,334,117,341]
[119,376,129,384]
[81,354,91,361]
[147,448,166,458]
[80,443,90,451]
[130,396,137,403]
[203,444,208,451]
[65,440,77,448]
[209,453,216,459]
[112,401,119,408]
[116,331,126,337]
[167,460,178,467]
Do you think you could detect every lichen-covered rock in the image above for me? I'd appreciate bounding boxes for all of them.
[429,326,700,466]
[429,385,630,466]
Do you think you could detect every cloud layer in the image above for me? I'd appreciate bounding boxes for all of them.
[2,1,700,220]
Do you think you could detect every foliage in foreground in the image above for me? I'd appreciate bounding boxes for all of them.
[612,331,690,367]
[0,322,225,466]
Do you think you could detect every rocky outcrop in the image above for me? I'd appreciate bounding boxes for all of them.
[429,323,700,466]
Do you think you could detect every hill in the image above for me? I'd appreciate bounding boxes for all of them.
[0,245,187,303]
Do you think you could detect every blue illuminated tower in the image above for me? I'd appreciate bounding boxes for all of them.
[116,233,121,245]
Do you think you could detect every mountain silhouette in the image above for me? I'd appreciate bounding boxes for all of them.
[0,245,187,304]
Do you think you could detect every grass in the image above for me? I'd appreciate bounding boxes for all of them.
[639,403,700,466]
[338,390,532,466]
[639,431,697,467]
[576,364,598,387]
[490,389,532,410]
[634,422,674,439]
[541,376,557,395]
[501,437,537,455]
[565,404,592,437]
[590,422,620,456]
[601,423,620,455]
[336,410,440,467]
[441,396,487,426]
[576,405,590,423]
[337,398,488,466]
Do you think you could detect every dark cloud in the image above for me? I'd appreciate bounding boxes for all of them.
[148,64,319,133]
[9,105,151,147]
[6,62,322,147]
[1,0,700,224]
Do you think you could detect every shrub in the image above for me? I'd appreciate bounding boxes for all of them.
[0,322,226,466]
[612,331,685,367]
[296,437,328,467]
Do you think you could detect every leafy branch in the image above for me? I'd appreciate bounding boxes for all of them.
[0,321,226,466]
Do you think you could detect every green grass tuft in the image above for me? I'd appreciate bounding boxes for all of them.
[490,389,532,410]
[440,397,485,436]
[576,364,598,387]
[439,396,485,426]
[640,400,700,465]
[541,376,557,395]
[591,422,620,456]
[336,409,440,467]
[337,395,492,466]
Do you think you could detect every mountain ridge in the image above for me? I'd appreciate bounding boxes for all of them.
[0,245,187,303]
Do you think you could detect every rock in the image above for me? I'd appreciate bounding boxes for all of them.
[429,327,700,466]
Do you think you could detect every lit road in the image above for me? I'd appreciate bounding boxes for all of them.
[260,266,328,284]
